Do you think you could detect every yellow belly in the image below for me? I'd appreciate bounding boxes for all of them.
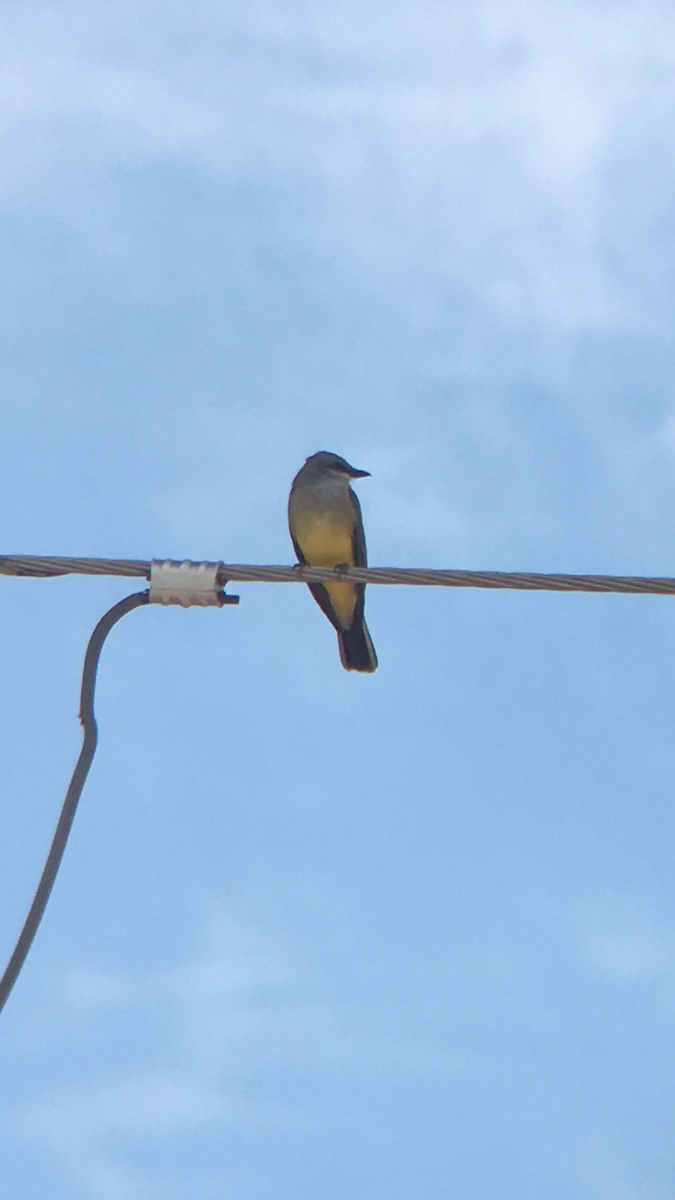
[295,518,357,629]
[300,521,354,567]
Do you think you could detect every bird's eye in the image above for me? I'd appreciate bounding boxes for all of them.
[330,459,347,471]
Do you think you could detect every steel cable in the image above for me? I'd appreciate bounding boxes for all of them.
[2,555,675,596]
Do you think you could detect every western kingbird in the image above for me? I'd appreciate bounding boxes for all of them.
[288,451,378,673]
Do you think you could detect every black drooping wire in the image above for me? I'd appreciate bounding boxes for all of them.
[0,590,150,1016]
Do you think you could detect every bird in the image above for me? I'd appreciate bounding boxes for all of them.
[288,451,378,672]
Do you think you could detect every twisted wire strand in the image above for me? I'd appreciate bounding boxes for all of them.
[0,555,151,578]
[2,555,675,596]
[218,565,675,595]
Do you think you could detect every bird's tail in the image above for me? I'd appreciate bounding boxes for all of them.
[338,620,378,673]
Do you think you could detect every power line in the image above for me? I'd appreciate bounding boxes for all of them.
[2,548,674,1013]
[0,555,150,579]
[0,591,149,1016]
[221,564,675,596]
[2,554,675,596]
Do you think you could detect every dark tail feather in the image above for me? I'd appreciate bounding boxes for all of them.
[338,620,378,673]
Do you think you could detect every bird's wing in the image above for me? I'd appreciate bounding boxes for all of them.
[349,489,368,567]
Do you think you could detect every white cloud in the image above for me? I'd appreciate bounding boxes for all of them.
[573,893,675,985]
[18,900,463,1198]
[2,0,675,345]
[15,1072,229,1200]
[61,967,139,1009]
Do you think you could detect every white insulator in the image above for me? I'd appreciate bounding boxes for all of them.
[149,559,228,607]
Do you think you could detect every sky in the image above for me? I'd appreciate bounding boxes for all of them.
[1,0,675,1196]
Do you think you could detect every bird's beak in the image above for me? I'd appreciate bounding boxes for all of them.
[348,466,371,479]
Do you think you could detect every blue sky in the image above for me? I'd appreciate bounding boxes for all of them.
[2,1,675,1196]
